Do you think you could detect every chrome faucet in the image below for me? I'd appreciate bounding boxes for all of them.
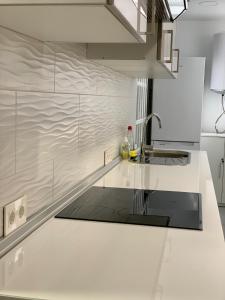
[141,113,162,155]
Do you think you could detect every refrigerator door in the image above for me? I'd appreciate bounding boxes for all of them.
[152,57,205,144]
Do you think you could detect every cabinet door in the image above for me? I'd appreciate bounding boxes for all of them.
[113,0,147,42]
[158,21,176,73]
[0,0,147,43]
[200,137,225,204]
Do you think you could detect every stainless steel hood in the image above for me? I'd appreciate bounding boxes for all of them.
[165,0,188,21]
[144,0,188,22]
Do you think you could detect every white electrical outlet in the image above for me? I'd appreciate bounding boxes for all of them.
[104,146,119,166]
[3,195,27,237]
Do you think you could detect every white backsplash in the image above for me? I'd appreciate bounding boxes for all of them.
[0,26,137,237]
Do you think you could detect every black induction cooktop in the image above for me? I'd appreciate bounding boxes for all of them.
[55,187,202,230]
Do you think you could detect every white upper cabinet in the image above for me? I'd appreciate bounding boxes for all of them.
[0,0,147,43]
[87,21,179,79]
[0,0,188,78]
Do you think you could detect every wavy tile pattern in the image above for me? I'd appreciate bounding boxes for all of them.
[0,90,16,135]
[0,26,137,238]
[79,95,128,148]
[0,91,16,179]
[0,134,15,179]
[16,92,79,171]
[55,46,98,94]
[0,27,55,92]
[96,65,136,98]
[54,151,87,201]
[79,95,129,176]
[48,42,86,59]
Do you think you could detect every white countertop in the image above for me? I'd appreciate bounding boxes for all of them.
[0,151,225,300]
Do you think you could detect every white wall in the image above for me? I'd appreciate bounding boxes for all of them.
[0,25,137,237]
[176,20,225,133]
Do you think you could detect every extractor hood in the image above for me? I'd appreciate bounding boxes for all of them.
[166,0,188,21]
[142,0,188,22]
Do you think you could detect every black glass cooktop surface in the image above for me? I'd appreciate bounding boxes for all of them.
[56,187,202,230]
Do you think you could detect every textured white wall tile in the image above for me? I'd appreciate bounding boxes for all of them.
[0,28,137,238]
[96,65,136,98]
[0,160,53,236]
[16,92,79,172]
[0,27,55,92]
[79,95,129,172]
[55,46,98,94]
[79,95,106,175]
[0,90,16,135]
[48,42,86,58]
[79,95,108,151]
[0,91,16,179]
[0,134,15,179]
[54,151,87,201]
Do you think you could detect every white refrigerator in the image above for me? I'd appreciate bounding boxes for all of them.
[152,57,205,150]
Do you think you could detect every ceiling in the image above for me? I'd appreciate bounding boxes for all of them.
[181,0,225,20]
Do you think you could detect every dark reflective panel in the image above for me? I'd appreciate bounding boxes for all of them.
[56,187,202,230]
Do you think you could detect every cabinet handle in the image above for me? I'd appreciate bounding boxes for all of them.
[137,0,155,35]
[172,49,180,73]
[163,29,173,63]
[219,158,224,178]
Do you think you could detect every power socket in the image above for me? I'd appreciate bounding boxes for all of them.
[3,195,27,237]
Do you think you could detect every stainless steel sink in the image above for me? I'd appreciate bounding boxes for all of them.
[140,149,191,166]
[138,113,191,166]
